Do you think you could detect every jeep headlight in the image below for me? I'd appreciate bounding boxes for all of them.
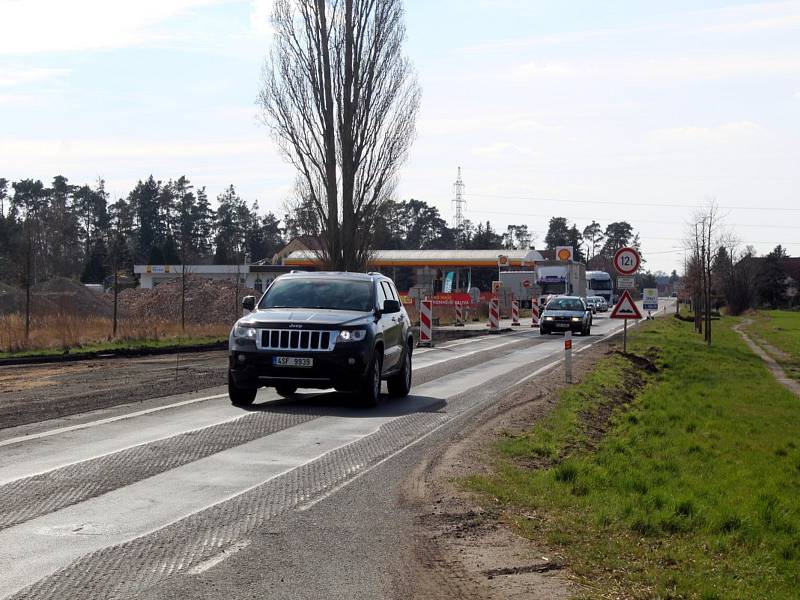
[234,324,258,339]
[544,316,554,321]
[571,317,581,322]
[337,329,366,343]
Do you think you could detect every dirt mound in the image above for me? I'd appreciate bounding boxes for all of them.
[30,278,112,318]
[118,276,256,325]
[0,281,57,316]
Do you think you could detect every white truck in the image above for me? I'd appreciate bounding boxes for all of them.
[536,260,586,305]
[499,271,537,304]
[586,270,613,304]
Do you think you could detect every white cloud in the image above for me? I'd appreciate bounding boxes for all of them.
[0,0,231,54]
[465,1,800,53]
[650,121,767,144]
[0,136,277,161]
[470,142,539,160]
[0,66,68,87]
[506,61,576,81]
[506,55,800,84]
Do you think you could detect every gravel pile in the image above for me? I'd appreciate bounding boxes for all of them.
[118,276,256,325]
[30,277,113,318]
[0,280,66,316]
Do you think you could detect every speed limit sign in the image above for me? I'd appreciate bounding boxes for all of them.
[613,247,641,275]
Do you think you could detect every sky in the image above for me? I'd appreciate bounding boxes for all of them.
[1,0,799,273]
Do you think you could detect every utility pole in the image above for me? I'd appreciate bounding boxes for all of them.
[452,167,465,289]
[25,219,31,341]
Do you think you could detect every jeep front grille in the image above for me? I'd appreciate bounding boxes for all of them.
[257,329,337,352]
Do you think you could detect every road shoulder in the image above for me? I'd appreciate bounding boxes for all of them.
[399,339,616,599]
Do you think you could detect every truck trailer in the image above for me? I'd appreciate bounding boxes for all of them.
[536,260,586,302]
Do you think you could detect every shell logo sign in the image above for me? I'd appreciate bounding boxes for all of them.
[556,246,573,261]
[497,255,510,267]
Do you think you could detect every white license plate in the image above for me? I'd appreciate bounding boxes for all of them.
[273,357,313,368]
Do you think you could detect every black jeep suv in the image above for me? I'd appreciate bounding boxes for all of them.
[228,272,414,407]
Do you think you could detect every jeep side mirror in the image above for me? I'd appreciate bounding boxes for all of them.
[382,299,401,314]
[242,296,256,311]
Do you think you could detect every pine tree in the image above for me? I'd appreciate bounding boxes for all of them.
[81,236,109,284]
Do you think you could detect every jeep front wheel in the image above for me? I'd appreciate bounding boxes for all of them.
[228,371,257,406]
[275,384,297,398]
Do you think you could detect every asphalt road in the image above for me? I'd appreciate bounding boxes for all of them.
[0,303,672,599]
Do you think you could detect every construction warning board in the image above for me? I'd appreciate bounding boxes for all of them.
[610,290,643,320]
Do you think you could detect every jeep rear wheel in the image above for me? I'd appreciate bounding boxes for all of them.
[228,371,257,406]
[387,345,412,398]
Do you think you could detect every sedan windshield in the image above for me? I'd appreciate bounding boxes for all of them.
[547,298,585,311]
[259,278,373,311]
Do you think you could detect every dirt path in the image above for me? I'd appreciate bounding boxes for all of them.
[399,340,621,599]
[735,320,800,397]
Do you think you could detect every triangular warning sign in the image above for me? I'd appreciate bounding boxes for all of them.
[610,290,643,320]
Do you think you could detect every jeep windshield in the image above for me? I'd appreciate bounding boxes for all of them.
[259,278,373,312]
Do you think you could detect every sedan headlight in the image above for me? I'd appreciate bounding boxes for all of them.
[544,316,554,321]
[337,329,367,342]
[234,325,258,339]
[571,317,581,322]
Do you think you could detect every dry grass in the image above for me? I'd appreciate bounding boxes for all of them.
[0,313,230,354]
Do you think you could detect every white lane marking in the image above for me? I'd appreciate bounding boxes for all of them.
[0,394,226,449]
[0,411,249,486]
[186,540,251,575]
[415,337,529,369]
[414,334,509,355]
[0,394,227,447]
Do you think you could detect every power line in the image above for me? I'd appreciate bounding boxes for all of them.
[466,192,800,212]
[464,208,800,230]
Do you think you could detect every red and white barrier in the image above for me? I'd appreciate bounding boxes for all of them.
[531,298,540,327]
[511,299,520,326]
[454,302,465,327]
[419,299,433,347]
[488,297,500,333]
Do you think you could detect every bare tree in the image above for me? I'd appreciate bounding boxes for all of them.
[685,201,720,346]
[259,0,421,271]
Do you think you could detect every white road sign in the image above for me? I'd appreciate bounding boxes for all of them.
[617,276,635,289]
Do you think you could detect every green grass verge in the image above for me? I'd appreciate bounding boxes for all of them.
[467,316,800,599]
[0,335,227,359]
[745,310,800,381]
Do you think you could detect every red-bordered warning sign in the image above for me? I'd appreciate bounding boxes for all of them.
[610,290,643,320]
[613,247,641,275]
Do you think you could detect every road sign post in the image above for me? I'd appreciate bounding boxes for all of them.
[565,331,573,383]
[612,247,642,353]
[610,290,643,352]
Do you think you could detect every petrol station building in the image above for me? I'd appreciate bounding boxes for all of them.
[280,248,547,294]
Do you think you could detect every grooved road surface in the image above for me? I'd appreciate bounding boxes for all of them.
[0,308,662,599]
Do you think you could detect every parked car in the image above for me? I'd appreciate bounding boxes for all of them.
[227,272,414,407]
[539,296,593,336]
